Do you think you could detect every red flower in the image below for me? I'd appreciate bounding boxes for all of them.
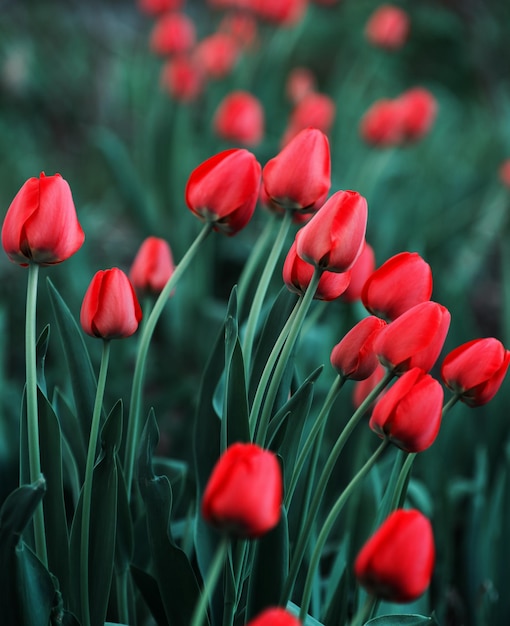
[286,67,317,104]
[373,301,450,374]
[365,4,410,50]
[194,32,240,79]
[441,338,510,407]
[330,316,387,381]
[213,91,264,146]
[254,0,308,26]
[341,241,375,303]
[352,363,386,410]
[160,55,203,102]
[295,190,368,273]
[2,172,84,266]
[262,128,331,215]
[282,92,336,146]
[202,443,283,538]
[369,367,443,452]
[283,240,351,301]
[137,0,184,16]
[149,12,196,56]
[361,251,433,321]
[185,149,261,236]
[218,12,258,49]
[80,268,142,340]
[397,87,437,142]
[354,509,435,603]
[359,98,404,147]
[129,237,175,296]
[499,159,510,188]
[246,607,301,626]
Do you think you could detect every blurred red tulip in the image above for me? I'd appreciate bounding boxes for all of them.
[129,237,175,296]
[213,91,264,146]
[282,92,336,145]
[246,607,301,626]
[359,98,404,147]
[397,87,437,142]
[499,159,510,187]
[286,67,316,104]
[160,55,203,101]
[341,241,375,303]
[149,12,196,56]
[219,12,258,48]
[137,0,185,16]
[365,4,410,50]
[254,0,308,26]
[194,32,240,79]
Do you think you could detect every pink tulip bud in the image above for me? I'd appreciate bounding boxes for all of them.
[129,237,175,296]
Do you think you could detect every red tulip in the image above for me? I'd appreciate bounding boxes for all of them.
[194,32,240,79]
[262,128,331,215]
[254,0,308,26]
[330,316,387,381]
[365,4,410,50]
[361,251,433,321]
[359,98,404,147]
[213,91,264,146]
[137,0,184,16]
[160,55,203,102]
[374,301,450,374]
[185,149,261,236]
[352,363,386,410]
[499,159,510,188]
[341,241,375,303]
[246,607,301,626]
[129,237,175,296]
[149,12,196,56]
[202,443,282,538]
[441,338,510,407]
[286,67,316,104]
[397,87,437,142]
[282,92,336,146]
[218,12,258,49]
[354,509,435,603]
[283,240,351,301]
[369,367,443,452]
[2,172,85,266]
[80,268,142,340]
[295,190,368,273]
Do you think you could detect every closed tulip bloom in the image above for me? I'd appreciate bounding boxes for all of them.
[441,338,510,407]
[360,98,403,147]
[365,4,410,50]
[2,172,85,267]
[213,91,264,146]
[354,509,435,603]
[286,67,316,104]
[331,316,387,381]
[374,301,450,374]
[246,607,301,626]
[499,159,510,188]
[283,240,351,301]
[398,87,437,142]
[202,443,282,538]
[81,268,142,340]
[296,190,368,273]
[341,241,375,303]
[282,92,336,146]
[149,12,196,56]
[369,367,443,452]
[160,55,203,102]
[361,251,433,321]
[254,0,308,26]
[137,0,184,16]
[262,128,331,215]
[194,32,240,79]
[129,237,174,296]
[185,148,261,236]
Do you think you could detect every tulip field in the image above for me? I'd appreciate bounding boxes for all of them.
[1,1,510,625]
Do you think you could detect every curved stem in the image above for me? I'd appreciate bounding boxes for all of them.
[124,223,212,498]
[25,263,48,566]
[349,594,378,626]
[80,339,111,626]
[299,439,390,622]
[191,537,229,626]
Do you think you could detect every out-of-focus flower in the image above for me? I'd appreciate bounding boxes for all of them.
[137,0,185,16]
[129,237,175,296]
[2,172,84,267]
[202,442,282,538]
[80,268,142,340]
[359,98,404,147]
[369,367,443,452]
[397,87,437,142]
[254,0,309,26]
[246,607,301,626]
[374,301,450,374]
[185,148,261,236]
[361,251,433,321]
[341,241,375,303]
[194,32,240,79]
[365,4,410,50]
[149,12,196,56]
[219,12,258,49]
[283,240,351,301]
[296,190,368,273]
[281,92,336,146]
[354,509,435,602]
[160,55,203,101]
[286,67,316,104]
[499,159,510,187]
[441,338,510,407]
[352,363,386,409]
[330,316,387,381]
[213,91,264,146]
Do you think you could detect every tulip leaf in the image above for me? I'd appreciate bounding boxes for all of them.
[224,319,250,447]
[36,324,50,397]
[364,615,436,625]
[130,564,170,626]
[286,601,325,625]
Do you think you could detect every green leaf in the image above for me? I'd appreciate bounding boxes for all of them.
[36,324,50,397]
[53,387,87,480]
[130,565,170,626]
[364,615,435,625]
[224,319,250,447]
[286,601,324,626]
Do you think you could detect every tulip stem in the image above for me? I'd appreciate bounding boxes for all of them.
[80,339,111,626]
[25,262,48,567]
[124,222,212,499]
[349,594,377,626]
[299,439,390,623]
[191,536,229,626]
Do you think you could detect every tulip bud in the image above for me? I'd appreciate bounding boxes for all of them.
[129,237,175,296]
[149,12,196,57]
[160,55,203,102]
[80,268,142,340]
[2,172,85,267]
[296,190,368,273]
[374,301,450,374]
[354,509,435,603]
[185,148,261,236]
[359,98,404,147]
[365,4,410,51]
[137,0,184,16]
[213,91,264,147]
[499,159,510,188]
[254,0,308,26]
[286,67,316,105]
[341,241,375,303]
[441,338,510,407]
[397,87,437,143]
[330,316,387,381]
[262,128,331,215]
[246,607,301,626]
[369,367,443,452]
[361,251,433,321]
[202,443,282,538]
[282,92,336,146]
[194,32,240,79]
[283,240,351,301]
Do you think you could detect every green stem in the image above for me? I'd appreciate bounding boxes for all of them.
[191,537,229,626]
[222,539,248,626]
[80,339,111,626]
[349,594,378,626]
[280,369,394,605]
[25,263,48,566]
[124,223,212,498]
[242,212,292,372]
[299,439,390,623]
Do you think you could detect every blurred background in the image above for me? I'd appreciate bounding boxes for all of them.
[1,1,510,624]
